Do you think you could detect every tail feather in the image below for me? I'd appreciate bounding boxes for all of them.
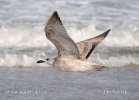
[93,65,108,71]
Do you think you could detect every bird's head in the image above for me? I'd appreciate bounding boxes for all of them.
[37,58,55,65]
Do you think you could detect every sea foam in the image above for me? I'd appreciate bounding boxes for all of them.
[0,24,139,48]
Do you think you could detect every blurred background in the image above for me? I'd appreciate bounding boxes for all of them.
[0,1,139,100]
[0,0,139,67]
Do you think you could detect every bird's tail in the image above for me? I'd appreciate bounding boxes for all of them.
[93,65,108,71]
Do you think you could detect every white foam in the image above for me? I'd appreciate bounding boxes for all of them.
[0,26,53,48]
[0,54,48,67]
[103,26,139,47]
[0,0,139,68]
[95,55,139,67]
[0,52,138,67]
[0,25,138,68]
[0,25,139,48]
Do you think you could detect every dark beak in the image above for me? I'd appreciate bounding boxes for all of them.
[37,60,45,63]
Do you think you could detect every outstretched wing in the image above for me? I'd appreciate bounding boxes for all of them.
[45,11,79,58]
[76,29,110,60]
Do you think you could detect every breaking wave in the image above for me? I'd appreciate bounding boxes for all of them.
[0,24,139,48]
[0,25,139,67]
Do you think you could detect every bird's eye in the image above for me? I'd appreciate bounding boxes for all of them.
[46,58,49,61]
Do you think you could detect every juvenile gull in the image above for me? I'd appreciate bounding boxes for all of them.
[37,11,110,72]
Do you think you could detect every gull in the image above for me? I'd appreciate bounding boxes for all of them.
[37,11,110,72]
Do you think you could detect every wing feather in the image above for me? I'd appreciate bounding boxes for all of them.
[76,29,110,60]
[45,11,79,58]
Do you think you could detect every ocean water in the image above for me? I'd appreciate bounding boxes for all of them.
[0,0,139,100]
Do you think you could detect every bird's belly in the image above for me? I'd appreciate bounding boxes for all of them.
[54,59,93,72]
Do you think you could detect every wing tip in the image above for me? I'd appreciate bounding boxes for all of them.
[107,29,111,33]
[46,11,63,25]
[50,11,59,19]
[45,11,63,31]
[102,29,111,37]
[53,11,58,16]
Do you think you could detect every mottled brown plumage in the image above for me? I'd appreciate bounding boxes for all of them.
[45,11,79,59]
[37,11,110,72]
[76,29,110,60]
